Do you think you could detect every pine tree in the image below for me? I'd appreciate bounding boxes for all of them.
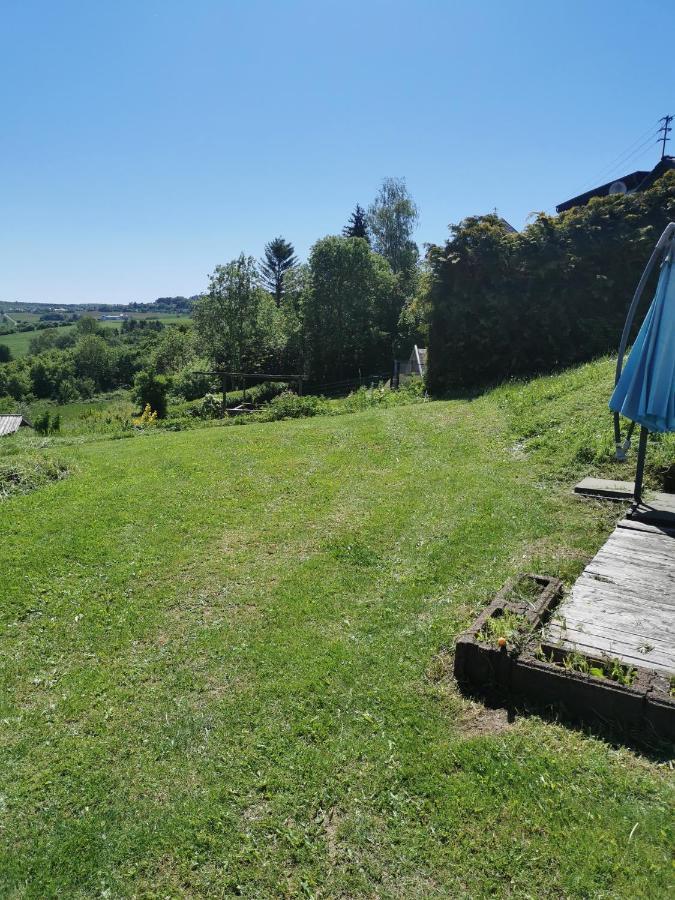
[260,237,298,307]
[342,204,370,243]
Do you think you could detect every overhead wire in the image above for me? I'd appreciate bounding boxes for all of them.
[568,122,661,199]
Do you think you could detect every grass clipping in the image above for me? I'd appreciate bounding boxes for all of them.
[0,455,70,500]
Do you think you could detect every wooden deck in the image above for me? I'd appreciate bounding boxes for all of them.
[544,492,675,676]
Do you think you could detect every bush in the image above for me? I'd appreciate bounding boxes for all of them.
[341,379,425,412]
[0,344,11,362]
[33,410,61,435]
[427,171,675,392]
[175,363,215,401]
[133,404,158,427]
[249,380,289,404]
[197,393,223,419]
[260,391,326,421]
[133,369,169,418]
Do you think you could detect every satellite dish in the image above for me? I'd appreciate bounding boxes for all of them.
[609,180,628,195]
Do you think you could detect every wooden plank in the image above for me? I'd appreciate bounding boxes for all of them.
[584,560,675,590]
[571,575,675,611]
[562,599,674,624]
[628,492,675,526]
[609,519,675,546]
[599,524,675,548]
[573,477,635,500]
[589,548,675,576]
[554,609,674,649]
[563,585,675,617]
[544,624,674,672]
[545,506,675,675]
[618,517,675,537]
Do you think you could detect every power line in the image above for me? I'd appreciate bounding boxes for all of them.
[576,125,660,196]
[602,134,660,176]
[587,121,660,185]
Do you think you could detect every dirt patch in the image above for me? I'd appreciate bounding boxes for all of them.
[322,806,341,864]
[457,701,512,738]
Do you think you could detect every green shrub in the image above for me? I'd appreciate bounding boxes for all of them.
[133,369,169,418]
[197,393,223,419]
[250,380,288,404]
[0,344,11,362]
[341,379,425,412]
[33,410,62,435]
[261,391,326,421]
[175,362,215,401]
[33,410,51,435]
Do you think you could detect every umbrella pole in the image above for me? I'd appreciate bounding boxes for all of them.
[634,426,649,504]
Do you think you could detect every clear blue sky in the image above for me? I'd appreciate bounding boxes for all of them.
[2,0,674,304]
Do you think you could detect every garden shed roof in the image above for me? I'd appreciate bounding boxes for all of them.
[0,415,31,437]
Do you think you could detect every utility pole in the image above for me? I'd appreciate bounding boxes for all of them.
[658,115,673,159]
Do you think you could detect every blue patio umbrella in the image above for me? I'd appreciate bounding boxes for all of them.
[610,222,675,501]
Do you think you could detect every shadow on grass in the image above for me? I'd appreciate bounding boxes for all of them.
[458,680,675,763]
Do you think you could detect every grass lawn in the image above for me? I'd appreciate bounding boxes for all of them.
[0,359,673,897]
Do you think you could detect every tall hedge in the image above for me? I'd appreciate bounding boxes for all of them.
[426,171,675,392]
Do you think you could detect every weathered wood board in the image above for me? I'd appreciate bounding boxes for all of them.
[543,519,675,675]
[573,477,635,500]
[629,492,675,526]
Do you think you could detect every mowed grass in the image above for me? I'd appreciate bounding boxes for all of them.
[0,359,673,897]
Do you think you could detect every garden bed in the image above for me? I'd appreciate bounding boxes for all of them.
[454,574,675,743]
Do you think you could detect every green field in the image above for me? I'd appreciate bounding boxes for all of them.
[0,315,190,358]
[0,359,673,897]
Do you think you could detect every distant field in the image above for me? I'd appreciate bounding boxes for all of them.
[0,312,42,325]
[0,329,45,357]
[0,315,191,359]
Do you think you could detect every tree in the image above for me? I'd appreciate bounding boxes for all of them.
[193,253,278,372]
[133,368,168,418]
[367,177,419,274]
[343,204,370,242]
[152,326,194,374]
[0,344,11,363]
[303,236,395,381]
[76,315,100,335]
[73,334,114,391]
[260,237,298,307]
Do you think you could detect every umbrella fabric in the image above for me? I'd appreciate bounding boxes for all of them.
[610,249,675,433]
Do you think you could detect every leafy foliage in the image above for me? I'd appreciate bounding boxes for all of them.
[304,236,396,381]
[133,369,169,418]
[193,254,279,372]
[259,390,326,420]
[427,172,675,392]
[367,177,419,274]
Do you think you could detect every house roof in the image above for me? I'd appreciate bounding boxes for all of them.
[0,415,31,437]
[556,157,675,213]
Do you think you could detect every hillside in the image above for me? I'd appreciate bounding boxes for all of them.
[0,358,673,897]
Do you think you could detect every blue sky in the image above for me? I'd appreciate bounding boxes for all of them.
[2,0,674,304]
